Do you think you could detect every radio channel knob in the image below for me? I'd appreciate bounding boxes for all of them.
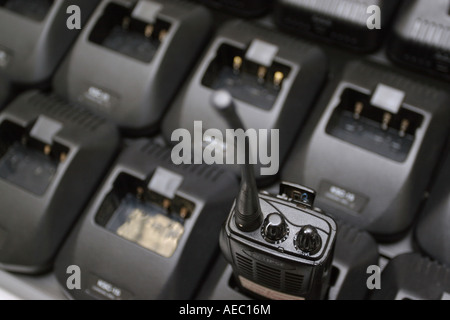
[296,225,322,255]
[262,213,288,243]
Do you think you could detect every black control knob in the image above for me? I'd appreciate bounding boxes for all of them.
[296,226,322,254]
[262,213,288,243]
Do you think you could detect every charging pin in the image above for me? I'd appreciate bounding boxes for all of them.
[137,187,145,199]
[399,119,410,138]
[162,199,171,210]
[60,152,67,163]
[145,24,154,38]
[179,207,189,219]
[354,102,364,120]
[233,56,243,74]
[159,29,168,42]
[44,145,51,156]
[257,66,267,83]
[122,17,131,30]
[382,112,392,131]
[274,71,284,89]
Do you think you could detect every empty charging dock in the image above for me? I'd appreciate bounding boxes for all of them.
[326,87,423,162]
[389,0,450,80]
[0,0,53,21]
[202,43,291,110]
[54,139,239,299]
[95,172,195,258]
[0,120,68,196]
[89,3,171,63]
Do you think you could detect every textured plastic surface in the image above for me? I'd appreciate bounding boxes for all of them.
[282,61,450,237]
[53,0,212,132]
[0,90,119,273]
[54,139,239,300]
[202,221,376,300]
[0,75,11,110]
[416,142,450,267]
[194,0,272,17]
[389,0,450,81]
[274,0,400,52]
[327,222,379,300]
[0,0,100,84]
[370,253,450,300]
[162,20,327,184]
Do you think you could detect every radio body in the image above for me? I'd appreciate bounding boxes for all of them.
[212,90,337,300]
[220,183,337,300]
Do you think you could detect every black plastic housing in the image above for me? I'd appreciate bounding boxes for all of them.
[388,0,450,81]
[0,90,119,273]
[220,184,337,300]
[201,222,377,300]
[370,253,450,300]
[53,0,212,132]
[327,222,379,300]
[282,61,450,238]
[274,0,400,52]
[0,0,100,85]
[162,20,327,184]
[416,142,450,267]
[193,0,272,17]
[54,140,239,300]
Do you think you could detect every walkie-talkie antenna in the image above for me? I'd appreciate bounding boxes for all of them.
[211,90,263,232]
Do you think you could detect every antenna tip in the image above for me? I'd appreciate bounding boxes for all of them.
[211,90,234,112]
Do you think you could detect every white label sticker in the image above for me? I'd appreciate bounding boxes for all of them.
[85,87,112,108]
[371,84,405,114]
[239,276,305,301]
[148,167,183,199]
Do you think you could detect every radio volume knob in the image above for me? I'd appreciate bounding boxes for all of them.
[296,226,322,255]
[262,213,288,243]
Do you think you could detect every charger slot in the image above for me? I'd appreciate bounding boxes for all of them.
[326,88,424,162]
[89,3,171,63]
[95,173,195,257]
[0,0,53,21]
[0,120,69,195]
[202,43,291,110]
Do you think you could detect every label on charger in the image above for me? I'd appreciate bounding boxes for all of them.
[86,274,133,300]
[81,85,119,111]
[319,181,368,213]
[239,276,305,301]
